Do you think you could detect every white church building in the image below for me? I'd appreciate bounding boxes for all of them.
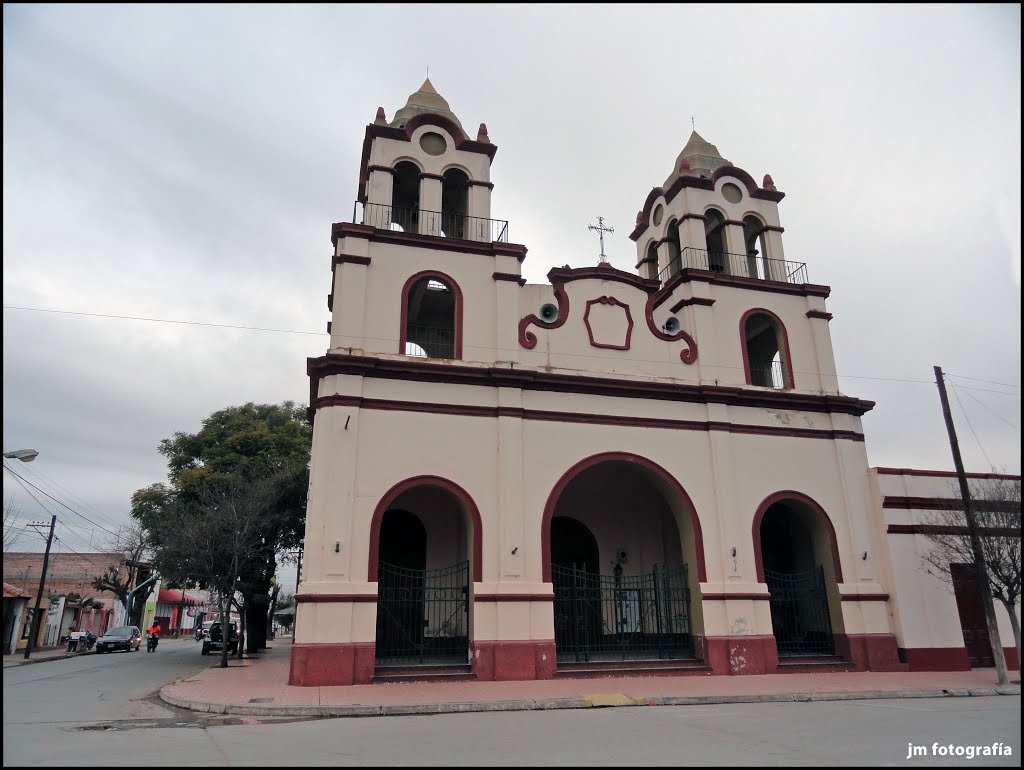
[289,80,1020,686]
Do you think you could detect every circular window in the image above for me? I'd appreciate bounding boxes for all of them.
[652,204,664,227]
[419,132,447,156]
[721,182,743,204]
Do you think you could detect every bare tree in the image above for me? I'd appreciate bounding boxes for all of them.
[921,477,1021,667]
[149,474,279,668]
[91,522,155,627]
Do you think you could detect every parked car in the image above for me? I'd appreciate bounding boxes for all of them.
[194,621,215,641]
[201,621,239,655]
[95,625,142,653]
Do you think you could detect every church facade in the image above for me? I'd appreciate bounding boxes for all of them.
[289,80,1020,686]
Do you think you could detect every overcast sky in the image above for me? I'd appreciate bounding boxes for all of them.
[3,5,1020,591]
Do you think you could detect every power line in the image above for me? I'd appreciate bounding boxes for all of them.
[15,461,125,532]
[947,373,1021,391]
[947,378,994,470]
[3,305,325,337]
[959,388,1020,432]
[2,462,118,537]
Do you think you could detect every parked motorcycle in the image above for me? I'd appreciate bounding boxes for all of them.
[146,632,158,653]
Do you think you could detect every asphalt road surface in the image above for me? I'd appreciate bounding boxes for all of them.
[3,641,1020,766]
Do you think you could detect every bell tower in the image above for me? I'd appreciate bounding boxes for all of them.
[357,78,500,239]
[630,130,840,394]
[327,79,526,366]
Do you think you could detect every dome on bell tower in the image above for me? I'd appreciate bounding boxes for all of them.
[664,130,731,186]
[390,78,465,132]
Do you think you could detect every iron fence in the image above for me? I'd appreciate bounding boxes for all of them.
[749,359,786,389]
[552,563,693,663]
[764,565,834,657]
[375,560,469,667]
[355,201,509,243]
[658,247,808,285]
[404,324,456,359]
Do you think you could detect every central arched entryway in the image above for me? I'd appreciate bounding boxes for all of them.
[543,453,706,666]
[369,477,482,670]
[754,492,845,658]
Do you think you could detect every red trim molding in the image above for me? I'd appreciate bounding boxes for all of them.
[366,164,394,175]
[335,254,372,266]
[739,307,797,390]
[839,593,890,601]
[475,594,554,602]
[701,593,771,601]
[519,278,570,348]
[289,642,376,686]
[399,270,464,360]
[467,180,494,189]
[752,490,844,583]
[654,270,831,307]
[806,310,833,321]
[875,467,1021,481]
[307,354,876,417]
[711,166,786,202]
[883,496,1020,512]
[541,452,707,583]
[368,476,483,583]
[313,393,867,442]
[669,296,716,313]
[900,647,971,672]
[420,172,444,181]
[645,293,698,363]
[583,296,634,350]
[333,222,528,261]
[295,593,377,603]
[493,271,527,286]
[886,523,1020,537]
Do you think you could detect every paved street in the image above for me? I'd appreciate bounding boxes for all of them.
[3,639,1020,766]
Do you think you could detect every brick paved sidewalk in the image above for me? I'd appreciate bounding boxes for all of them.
[3,646,96,667]
[160,639,1021,717]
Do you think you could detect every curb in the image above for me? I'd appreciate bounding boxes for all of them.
[3,649,97,667]
[159,684,1021,719]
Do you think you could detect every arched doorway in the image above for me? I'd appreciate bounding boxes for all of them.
[544,453,706,665]
[754,493,845,658]
[372,479,479,668]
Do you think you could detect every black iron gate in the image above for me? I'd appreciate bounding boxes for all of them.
[375,559,469,666]
[765,565,834,656]
[552,563,693,663]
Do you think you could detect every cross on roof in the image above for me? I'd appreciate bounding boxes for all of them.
[588,216,614,263]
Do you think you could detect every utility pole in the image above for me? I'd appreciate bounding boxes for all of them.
[933,365,1008,684]
[24,514,56,659]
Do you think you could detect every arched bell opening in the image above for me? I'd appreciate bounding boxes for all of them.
[441,168,469,240]
[390,161,421,232]
[544,454,706,665]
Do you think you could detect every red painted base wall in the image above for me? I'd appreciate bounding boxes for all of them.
[471,640,557,680]
[699,635,779,675]
[835,633,905,671]
[900,646,1020,672]
[289,642,376,686]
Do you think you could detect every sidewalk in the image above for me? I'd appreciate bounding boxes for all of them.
[3,646,97,667]
[160,640,1021,718]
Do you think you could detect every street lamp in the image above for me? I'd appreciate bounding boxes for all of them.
[3,449,39,462]
[4,449,54,659]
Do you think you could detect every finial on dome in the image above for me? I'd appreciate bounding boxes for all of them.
[477,122,490,142]
[374,107,387,125]
[762,174,776,190]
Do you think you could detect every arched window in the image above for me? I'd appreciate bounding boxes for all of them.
[704,209,727,273]
[402,272,461,359]
[743,215,769,279]
[441,168,469,240]
[665,220,681,279]
[742,309,793,389]
[644,240,659,281]
[391,161,421,233]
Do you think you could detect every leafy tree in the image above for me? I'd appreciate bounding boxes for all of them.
[131,402,311,653]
